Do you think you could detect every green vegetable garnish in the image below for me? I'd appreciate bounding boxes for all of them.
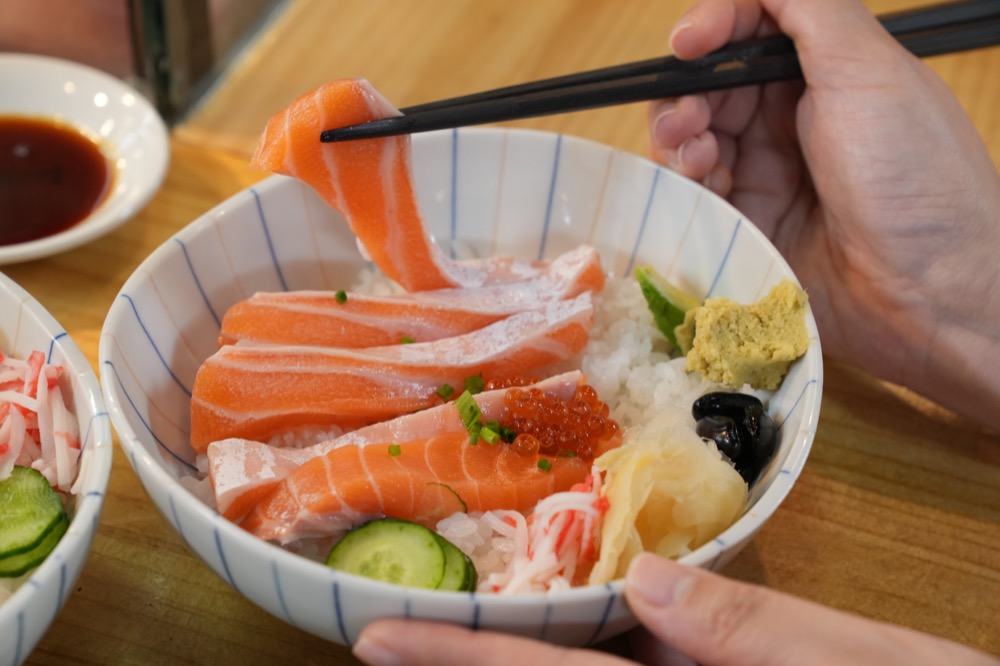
[480,426,500,445]
[334,290,348,304]
[436,383,455,400]
[0,466,69,578]
[456,391,483,431]
[464,374,485,395]
[537,459,552,473]
[635,264,700,351]
[401,335,415,344]
[388,444,402,457]
[427,482,468,513]
[325,518,476,591]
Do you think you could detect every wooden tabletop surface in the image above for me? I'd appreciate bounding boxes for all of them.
[13,0,999,663]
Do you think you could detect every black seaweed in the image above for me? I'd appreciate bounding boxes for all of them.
[692,392,777,484]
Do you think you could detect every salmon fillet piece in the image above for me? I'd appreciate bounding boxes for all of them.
[239,430,596,544]
[190,294,593,452]
[250,77,605,292]
[208,371,585,521]
[218,245,604,348]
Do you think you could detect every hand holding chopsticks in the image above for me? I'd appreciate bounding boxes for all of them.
[319,0,1000,143]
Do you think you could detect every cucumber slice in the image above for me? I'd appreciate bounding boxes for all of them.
[0,513,69,577]
[0,466,69,578]
[635,265,700,351]
[326,518,446,589]
[435,534,477,592]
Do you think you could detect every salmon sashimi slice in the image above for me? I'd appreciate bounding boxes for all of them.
[239,430,596,544]
[218,245,604,348]
[250,77,605,292]
[208,371,585,521]
[190,293,594,452]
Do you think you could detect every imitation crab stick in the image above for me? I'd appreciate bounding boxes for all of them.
[250,78,605,292]
[239,430,597,545]
[218,245,604,348]
[208,371,585,521]
[190,294,594,452]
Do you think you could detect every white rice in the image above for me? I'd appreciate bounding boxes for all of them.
[580,276,725,428]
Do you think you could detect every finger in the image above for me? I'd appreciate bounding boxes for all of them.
[353,619,635,666]
[624,554,1000,666]
[651,131,720,183]
[760,0,907,84]
[670,0,765,59]
[701,162,733,198]
[648,94,711,150]
[629,625,698,666]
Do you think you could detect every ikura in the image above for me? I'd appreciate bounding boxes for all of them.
[496,383,619,462]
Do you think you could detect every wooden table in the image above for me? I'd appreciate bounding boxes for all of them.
[14,0,999,663]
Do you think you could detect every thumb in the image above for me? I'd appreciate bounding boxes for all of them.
[759,0,910,85]
[669,0,910,86]
[625,553,799,666]
[623,553,996,666]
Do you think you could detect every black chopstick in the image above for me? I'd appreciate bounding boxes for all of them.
[320,0,1000,143]
[395,0,1000,117]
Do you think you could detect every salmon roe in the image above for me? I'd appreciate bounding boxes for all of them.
[491,382,619,462]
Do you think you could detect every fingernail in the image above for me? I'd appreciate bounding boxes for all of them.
[669,19,694,53]
[626,554,697,608]
[667,137,690,169]
[651,103,677,148]
[353,633,401,666]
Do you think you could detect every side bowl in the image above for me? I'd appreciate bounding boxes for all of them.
[99,127,822,647]
[0,272,114,666]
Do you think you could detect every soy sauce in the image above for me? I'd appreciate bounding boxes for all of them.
[0,116,113,246]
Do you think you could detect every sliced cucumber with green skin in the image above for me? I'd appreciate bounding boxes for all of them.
[326,518,477,592]
[635,265,701,351]
[0,466,69,578]
[0,513,69,577]
[435,534,477,592]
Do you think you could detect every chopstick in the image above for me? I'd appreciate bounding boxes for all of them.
[320,0,1000,143]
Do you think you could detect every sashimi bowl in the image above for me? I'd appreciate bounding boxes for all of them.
[0,272,114,666]
[99,127,822,647]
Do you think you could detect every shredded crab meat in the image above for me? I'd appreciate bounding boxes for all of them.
[481,467,607,595]
[0,350,81,492]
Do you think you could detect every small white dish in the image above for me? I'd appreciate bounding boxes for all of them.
[0,53,169,264]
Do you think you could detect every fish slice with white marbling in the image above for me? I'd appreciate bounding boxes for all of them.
[208,371,585,521]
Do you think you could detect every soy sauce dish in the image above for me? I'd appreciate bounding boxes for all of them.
[0,53,169,264]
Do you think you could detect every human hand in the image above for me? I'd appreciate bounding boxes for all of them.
[649,0,1000,429]
[352,553,999,665]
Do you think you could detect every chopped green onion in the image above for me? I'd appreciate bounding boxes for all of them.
[401,335,415,344]
[388,444,402,457]
[427,482,467,513]
[334,290,348,304]
[455,391,482,430]
[480,426,500,445]
[436,383,455,400]
[498,425,517,443]
[464,374,485,395]
[537,459,552,472]
[561,450,577,458]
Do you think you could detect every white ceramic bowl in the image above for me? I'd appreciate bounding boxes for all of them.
[0,53,169,264]
[0,272,114,665]
[99,128,822,647]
